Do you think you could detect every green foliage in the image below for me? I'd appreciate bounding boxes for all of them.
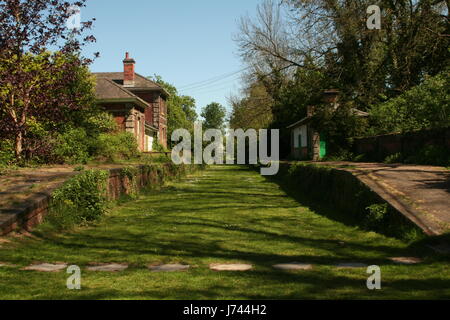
[120,166,139,199]
[54,128,90,164]
[0,139,14,167]
[312,102,369,155]
[150,75,197,148]
[365,204,389,228]
[384,153,404,164]
[120,166,139,180]
[229,81,274,130]
[201,102,227,131]
[275,162,423,241]
[370,72,450,135]
[405,145,450,167]
[152,139,168,153]
[0,51,97,162]
[52,112,128,165]
[93,132,140,162]
[381,145,450,167]
[49,169,109,229]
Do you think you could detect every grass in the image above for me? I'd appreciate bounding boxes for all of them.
[0,165,449,299]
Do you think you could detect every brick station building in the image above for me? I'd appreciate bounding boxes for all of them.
[94,52,168,151]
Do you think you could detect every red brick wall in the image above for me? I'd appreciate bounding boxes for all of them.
[353,127,450,161]
[133,91,158,126]
[0,164,197,235]
[158,96,168,148]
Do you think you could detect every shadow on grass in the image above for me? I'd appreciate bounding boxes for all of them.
[1,165,449,299]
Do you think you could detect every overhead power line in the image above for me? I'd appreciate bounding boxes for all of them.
[185,83,241,95]
[177,67,250,90]
[179,76,242,93]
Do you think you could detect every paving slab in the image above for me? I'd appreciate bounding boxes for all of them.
[0,262,17,268]
[148,264,190,272]
[86,263,128,272]
[273,263,313,270]
[335,262,368,268]
[209,263,253,271]
[22,263,67,272]
[388,257,423,264]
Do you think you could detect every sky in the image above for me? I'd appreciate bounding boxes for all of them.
[81,0,262,117]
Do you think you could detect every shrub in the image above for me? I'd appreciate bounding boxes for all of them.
[53,127,91,164]
[152,139,168,152]
[365,203,389,229]
[370,71,450,134]
[405,145,450,167]
[0,139,14,167]
[49,169,109,228]
[384,152,403,164]
[93,132,139,161]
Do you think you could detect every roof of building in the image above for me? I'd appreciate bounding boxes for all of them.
[286,116,313,129]
[93,72,169,97]
[287,108,369,129]
[94,78,150,110]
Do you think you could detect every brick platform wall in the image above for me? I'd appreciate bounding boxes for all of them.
[353,127,450,162]
[0,164,193,236]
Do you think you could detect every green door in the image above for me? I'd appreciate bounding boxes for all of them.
[319,134,327,159]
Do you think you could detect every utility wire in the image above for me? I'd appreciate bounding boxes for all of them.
[177,67,250,90]
[179,76,242,93]
[186,83,241,95]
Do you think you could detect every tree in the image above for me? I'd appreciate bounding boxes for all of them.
[0,0,96,161]
[235,0,450,109]
[233,0,449,157]
[201,102,227,132]
[229,81,274,130]
[369,70,450,134]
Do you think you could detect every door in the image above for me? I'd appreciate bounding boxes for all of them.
[319,134,327,159]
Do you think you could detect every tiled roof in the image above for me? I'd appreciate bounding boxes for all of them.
[287,108,369,129]
[95,78,149,110]
[94,72,163,90]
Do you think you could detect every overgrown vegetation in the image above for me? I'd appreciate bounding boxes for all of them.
[1,166,447,300]
[43,163,201,230]
[46,169,109,229]
[369,71,450,135]
[230,0,449,159]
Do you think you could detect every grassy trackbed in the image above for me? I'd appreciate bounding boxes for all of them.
[0,165,449,299]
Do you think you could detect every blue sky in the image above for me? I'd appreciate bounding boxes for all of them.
[81,0,262,117]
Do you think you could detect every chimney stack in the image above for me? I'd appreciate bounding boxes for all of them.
[123,52,135,87]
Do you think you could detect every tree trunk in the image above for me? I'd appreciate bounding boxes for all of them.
[14,130,23,161]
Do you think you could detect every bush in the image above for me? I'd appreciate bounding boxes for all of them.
[370,71,450,134]
[384,152,403,164]
[0,139,14,167]
[93,132,140,161]
[54,127,91,164]
[405,145,450,167]
[365,203,389,229]
[49,169,109,228]
[152,139,168,152]
[322,149,366,162]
